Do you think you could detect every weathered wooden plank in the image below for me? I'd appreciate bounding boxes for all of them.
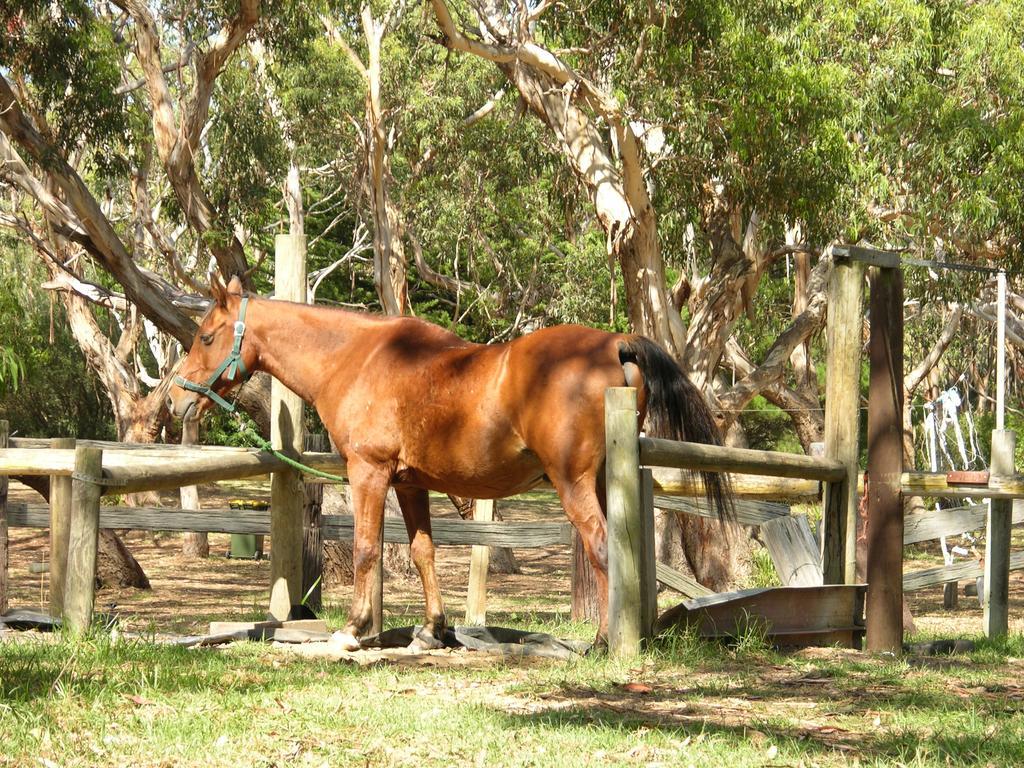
[652,472,820,502]
[64,446,102,635]
[761,514,823,587]
[607,387,645,657]
[8,504,573,548]
[640,437,846,482]
[655,562,713,598]
[903,552,1024,592]
[903,503,1024,544]
[651,495,790,526]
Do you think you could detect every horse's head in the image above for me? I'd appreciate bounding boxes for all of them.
[168,274,256,420]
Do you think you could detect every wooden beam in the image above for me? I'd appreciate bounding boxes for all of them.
[834,245,901,269]
[865,265,904,653]
[762,514,823,587]
[49,437,75,617]
[640,437,846,482]
[7,504,575,547]
[606,387,645,657]
[904,552,1024,592]
[464,498,493,626]
[655,562,713,598]
[652,495,791,526]
[823,255,863,584]
[64,446,103,635]
[985,430,1016,638]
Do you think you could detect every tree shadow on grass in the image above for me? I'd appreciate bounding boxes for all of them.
[483,674,1024,764]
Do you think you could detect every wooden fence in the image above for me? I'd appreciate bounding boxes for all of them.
[4,405,1024,655]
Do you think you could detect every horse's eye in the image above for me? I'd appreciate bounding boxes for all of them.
[200,333,214,346]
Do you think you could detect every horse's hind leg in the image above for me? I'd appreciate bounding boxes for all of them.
[551,474,610,643]
[332,458,390,652]
[395,486,447,650]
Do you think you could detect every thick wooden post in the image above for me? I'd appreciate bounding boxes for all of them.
[606,387,645,657]
[180,417,208,558]
[49,436,75,616]
[639,468,658,637]
[865,265,904,653]
[0,420,8,616]
[64,446,103,634]
[301,434,326,613]
[984,430,1016,638]
[464,498,494,626]
[823,256,863,584]
[269,232,307,621]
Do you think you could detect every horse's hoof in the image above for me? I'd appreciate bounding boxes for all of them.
[407,630,445,652]
[328,630,362,653]
[585,635,609,657]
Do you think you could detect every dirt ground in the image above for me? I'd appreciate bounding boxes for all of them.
[5,478,1024,640]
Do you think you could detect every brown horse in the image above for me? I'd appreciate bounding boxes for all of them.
[168,275,729,650]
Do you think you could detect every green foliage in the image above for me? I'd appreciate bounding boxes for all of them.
[1,2,131,174]
[0,243,114,439]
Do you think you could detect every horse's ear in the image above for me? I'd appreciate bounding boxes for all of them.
[226,274,244,297]
[210,272,229,308]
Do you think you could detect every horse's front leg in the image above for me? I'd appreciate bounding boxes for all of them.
[395,486,447,650]
[330,458,390,652]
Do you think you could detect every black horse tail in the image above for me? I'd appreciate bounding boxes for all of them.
[619,335,733,523]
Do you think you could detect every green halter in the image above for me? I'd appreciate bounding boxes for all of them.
[174,297,250,413]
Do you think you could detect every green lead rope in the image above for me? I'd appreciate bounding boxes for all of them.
[233,414,348,483]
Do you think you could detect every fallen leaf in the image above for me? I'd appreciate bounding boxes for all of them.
[621,682,653,694]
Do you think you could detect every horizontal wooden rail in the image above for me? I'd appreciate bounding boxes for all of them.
[640,437,846,482]
[904,552,1024,592]
[1,445,822,501]
[651,495,791,527]
[6,503,573,548]
[904,501,1024,545]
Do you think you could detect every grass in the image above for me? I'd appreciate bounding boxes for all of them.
[4,625,1024,767]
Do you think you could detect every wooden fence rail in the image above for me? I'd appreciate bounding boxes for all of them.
[6,503,574,548]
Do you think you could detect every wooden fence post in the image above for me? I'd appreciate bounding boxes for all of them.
[464,498,494,626]
[0,420,8,616]
[269,232,307,621]
[823,254,863,585]
[64,445,103,634]
[865,264,904,653]
[49,437,75,617]
[984,429,1016,638]
[302,434,327,613]
[606,387,645,657]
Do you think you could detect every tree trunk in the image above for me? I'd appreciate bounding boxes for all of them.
[180,416,208,558]
[96,530,151,590]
